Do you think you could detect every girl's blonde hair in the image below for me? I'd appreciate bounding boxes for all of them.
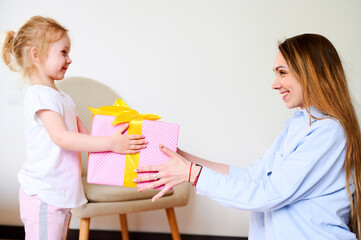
[1,16,68,79]
[279,33,361,238]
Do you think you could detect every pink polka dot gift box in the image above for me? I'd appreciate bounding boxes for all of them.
[87,99,179,190]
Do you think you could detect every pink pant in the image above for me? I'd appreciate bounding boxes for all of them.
[19,187,71,240]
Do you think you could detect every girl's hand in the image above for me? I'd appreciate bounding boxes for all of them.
[110,123,148,154]
[133,145,198,202]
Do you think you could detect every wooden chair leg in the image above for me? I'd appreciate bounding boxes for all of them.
[166,208,181,240]
[65,213,71,240]
[79,218,90,240]
[119,214,129,240]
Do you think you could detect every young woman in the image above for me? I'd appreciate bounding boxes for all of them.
[134,34,361,239]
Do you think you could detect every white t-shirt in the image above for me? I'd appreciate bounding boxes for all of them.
[18,84,87,208]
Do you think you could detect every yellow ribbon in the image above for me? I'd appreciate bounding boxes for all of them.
[88,99,161,187]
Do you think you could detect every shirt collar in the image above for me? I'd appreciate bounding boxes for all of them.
[298,106,328,124]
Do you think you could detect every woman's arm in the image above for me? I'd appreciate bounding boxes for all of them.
[134,145,229,202]
[136,119,346,209]
[177,149,229,175]
[38,109,147,154]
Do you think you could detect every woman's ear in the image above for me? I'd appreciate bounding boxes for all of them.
[30,47,39,63]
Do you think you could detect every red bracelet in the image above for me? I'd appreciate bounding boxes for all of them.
[188,162,193,182]
[192,164,203,187]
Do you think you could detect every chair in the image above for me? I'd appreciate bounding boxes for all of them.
[57,77,190,240]
[72,177,190,240]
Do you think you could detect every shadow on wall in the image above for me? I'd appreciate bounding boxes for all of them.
[57,76,120,175]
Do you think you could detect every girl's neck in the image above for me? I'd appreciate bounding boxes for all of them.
[29,74,58,91]
[31,80,57,90]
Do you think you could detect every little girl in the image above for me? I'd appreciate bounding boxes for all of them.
[1,16,147,239]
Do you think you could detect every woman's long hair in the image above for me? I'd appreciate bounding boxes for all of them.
[279,33,361,238]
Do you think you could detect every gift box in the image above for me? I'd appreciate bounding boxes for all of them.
[87,99,179,189]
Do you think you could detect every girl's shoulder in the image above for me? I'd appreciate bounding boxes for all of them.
[26,84,61,101]
[24,85,64,112]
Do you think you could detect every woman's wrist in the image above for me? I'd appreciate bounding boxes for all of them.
[189,163,203,186]
[190,165,201,182]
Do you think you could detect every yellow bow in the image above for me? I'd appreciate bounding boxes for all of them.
[88,99,161,125]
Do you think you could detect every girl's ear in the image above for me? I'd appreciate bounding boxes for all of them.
[30,47,39,63]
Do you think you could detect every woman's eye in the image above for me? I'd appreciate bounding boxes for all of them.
[280,71,286,76]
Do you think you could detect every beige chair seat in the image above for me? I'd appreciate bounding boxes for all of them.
[72,177,189,219]
[81,177,173,203]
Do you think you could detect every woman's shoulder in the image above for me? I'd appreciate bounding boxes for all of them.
[309,115,345,143]
[293,107,345,144]
[303,107,342,132]
[313,114,342,130]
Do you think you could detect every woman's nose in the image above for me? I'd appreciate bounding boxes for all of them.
[272,77,281,90]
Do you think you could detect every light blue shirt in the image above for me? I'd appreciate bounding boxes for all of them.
[196,107,356,239]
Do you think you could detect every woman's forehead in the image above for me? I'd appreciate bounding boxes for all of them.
[273,51,288,70]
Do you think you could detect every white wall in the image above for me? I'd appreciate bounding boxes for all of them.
[0,0,360,237]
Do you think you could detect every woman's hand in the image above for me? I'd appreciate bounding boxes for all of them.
[133,144,192,202]
[110,123,148,154]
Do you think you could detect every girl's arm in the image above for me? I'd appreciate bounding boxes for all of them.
[77,116,90,135]
[38,109,147,154]
[177,149,229,175]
